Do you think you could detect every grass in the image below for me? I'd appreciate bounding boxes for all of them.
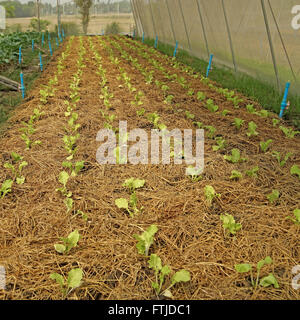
[141,37,300,127]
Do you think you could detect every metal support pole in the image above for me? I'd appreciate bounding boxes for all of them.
[149,0,157,38]
[221,0,237,72]
[260,0,280,91]
[195,0,210,59]
[165,0,177,43]
[177,0,192,51]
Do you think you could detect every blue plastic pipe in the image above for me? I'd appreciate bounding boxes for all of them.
[39,52,43,72]
[20,72,25,99]
[279,82,291,118]
[42,32,45,46]
[49,41,53,56]
[32,39,34,52]
[56,37,59,47]
[154,35,158,49]
[142,32,145,43]
[62,29,65,38]
[173,41,179,57]
[19,46,22,64]
[133,29,136,39]
[206,54,214,78]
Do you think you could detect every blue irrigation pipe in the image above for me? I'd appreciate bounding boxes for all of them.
[206,54,214,78]
[133,29,136,39]
[56,37,59,47]
[49,40,53,56]
[42,32,45,46]
[62,29,65,38]
[39,52,43,72]
[142,32,145,43]
[279,81,290,118]
[20,72,25,99]
[173,41,179,58]
[154,35,158,49]
[18,46,22,65]
[32,39,34,52]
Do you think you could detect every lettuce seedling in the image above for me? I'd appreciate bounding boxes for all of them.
[56,171,72,198]
[272,119,280,127]
[193,122,204,129]
[50,268,83,298]
[246,166,259,178]
[230,170,243,180]
[197,92,206,101]
[0,179,13,199]
[204,185,221,206]
[272,151,293,167]
[224,149,247,163]
[287,209,300,225]
[247,122,259,137]
[291,165,300,180]
[63,134,80,160]
[260,139,272,153]
[213,137,226,151]
[204,126,216,139]
[220,213,242,236]
[235,256,279,289]
[67,113,81,133]
[134,225,158,256]
[206,99,219,113]
[233,118,244,130]
[221,109,230,116]
[186,166,203,182]
[279,126,300,139]
[267,190,280,204]
[185,111,195,120]
[21,134,41,151]
[123,178,145,193]
[246,104,256,114]
[4,160,28,185]
[62,161,84,177]
[54,230,80,254]
[137,108,146,116]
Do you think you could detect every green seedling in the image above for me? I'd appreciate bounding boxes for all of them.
[224,149,247,163]
[122,178,145,193]
[287,209,300,225]
[247,121,259,137]
[246,104,256,114]
[272,119,280,127]
[21,134,41,150]
[290,165,300,180]
[267,190,280,204]
[213,137,226,151]
[137,108,146,117]
[187,89,194,96]
[197,91,206,101]
[164,95,174,105]
[204,126,216,139]
[279,126,300,139]
[134,225,158,256]
[148,254,191,298]
[73,210,88,222]
[193,122,204,129]
[186,166,203,182]
[206,99,218,113]
[272,151,293,167]
[62,161,84,177]
[235,256,279,289]
[131,91,144,106]
[220,213,242,236]
[63,134,80,160]
[228,96,243,108]
[29,108,44,124]
[56,171,72,198]
[260,139,273,153]
[54,230,80,254]
[185,111,195,120]
[230,170,243,180]
[0,179,13,199]
[233,118,244,130]
[67,113,81,133]
[221,109,230,116]
[204,185,221,206]
[4,158,28,185]
[147,113,160,127]
[50,268,83,298]
[257,110,269,118]
[246,166,259,178]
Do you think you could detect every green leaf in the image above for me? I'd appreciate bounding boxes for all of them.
[64,197,73,212]
[235,264,252,273]
[54,244,66,254]
[50,273,65,288]
[171,270,191,285]
[67,268,83,289]
[267,190,280,204]
[59,171,69,187]
[246,166,259,178]
[259,273,279,288]
[115,198,129,210]
[16,176,25,185]
[148,254,162,273]
[11,152,23,162]
[134,225,158,256]
[260,139,273,153]
[123,178,145,192]
[291,165,300,180]
[230,170,243,180]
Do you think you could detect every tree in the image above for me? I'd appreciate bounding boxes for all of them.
[2,3,15,18]
[74,0,92,34]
